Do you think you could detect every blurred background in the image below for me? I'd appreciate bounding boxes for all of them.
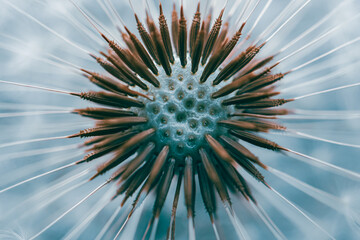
[0,0,360,239]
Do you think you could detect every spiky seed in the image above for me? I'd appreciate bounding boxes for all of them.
[76,131,138,163]
[102,34,137,72]
[91,55,133,86]
[148,16,172,76]
[222,91,280,105]
[237,73,285,95]
[213,43,261,85]
[212,21,229,54]
[205,134,237,165]
[214,159,249,200]
[90,128,156,179]
[73,91,145,108]
[171,3,179,55]
[197,164,217,216]
[153,158,176,217]
[120,29,137,53]
[184,156,195,217]
[199,148,230,203]
[229,130,286,151]
[191,22,205,73]
[143,145,169,192]
[240,56,275,77]
[124,27,159,75]
[212,66,278,98]
[189,3,201,57]
[117,160,153,203]
[119,142,155,182]
[234,99,294,109]
[134,14,161,65]
[166,168,183,240]
[201,22,246,83]
[218,120,268,132]
[159,3,175,64]
[179,5,188,67]
[244,108,290,116]
[100,52,148,90]
[219,135,267,169]
[201,9,224,65]
[81,70,150,98]
[73,107,136,119]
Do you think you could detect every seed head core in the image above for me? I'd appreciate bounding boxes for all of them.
[140,57,230,160]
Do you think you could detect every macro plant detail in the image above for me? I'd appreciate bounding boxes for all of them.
[1,0,360,239]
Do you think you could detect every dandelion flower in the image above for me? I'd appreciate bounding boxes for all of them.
[1,0,360,239]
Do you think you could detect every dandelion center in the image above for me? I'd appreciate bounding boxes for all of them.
[140,57,229,160]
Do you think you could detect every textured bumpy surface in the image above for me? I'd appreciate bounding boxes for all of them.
[139,57,229,160]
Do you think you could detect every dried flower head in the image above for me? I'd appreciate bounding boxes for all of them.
[1,0,360,239]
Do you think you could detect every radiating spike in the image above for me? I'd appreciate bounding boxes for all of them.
[99,52,148,90]
[197,164,217,218]
[191,22,205,73]
[77,130,139,163]
[95,116,148,128]
[135,14,161,65]
[68,126,129,139]
[234,99,294,109]
[116,159,153,203]
[213,43,262,84]
[153,158,175,217]
[159,3,175,64]
[199,148,230,203]
[72,91,145,108]
[218,120,268,132]
[119,142,155,182]
[143,145,169,192]
[91,55,134,86]
[230,130,286,151]
[101,34,137,71]
[178,4,187,67]
[73,107,136,119]
[81,69,150,99]
[232,156,268,187]
[213,159,249,200]
[212,22,229,54]
[124,27,159,75]
[238,73,285,95]
[201,9,224,65]
[184,156,196,240]
[244,108,290,116]
[219,135,267,169]
[222,91,280,105]
[166,168,183,240]
[205,134,236,165]
[201,22,246,83]
[171,3,179,55]
[120,29,137,53]
[189,2,201,57]
[90,128,155,179]
[148,15,172,76]
[229,112,278,119]
[184,156,195,217]
[144,158,175,240]
[106,49,160,88]
[239,56,274,78]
